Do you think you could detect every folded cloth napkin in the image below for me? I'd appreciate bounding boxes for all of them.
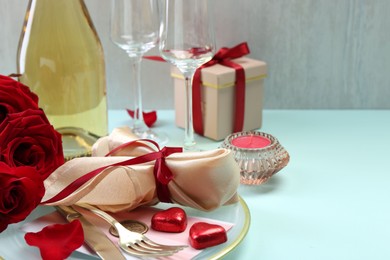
[42,127,240,212]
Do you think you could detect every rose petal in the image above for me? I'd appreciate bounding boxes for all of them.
[24,220,84,260]
[126,109,157,127]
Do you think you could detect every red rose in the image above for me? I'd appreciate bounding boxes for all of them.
[0,75,39,123]
[0,109,64,179]
[0,162,45,232]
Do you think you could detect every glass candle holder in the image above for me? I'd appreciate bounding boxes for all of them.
[221,131,290,185]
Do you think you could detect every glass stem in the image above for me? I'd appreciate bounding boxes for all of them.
[128,54,148,133]
[183,72,196,150]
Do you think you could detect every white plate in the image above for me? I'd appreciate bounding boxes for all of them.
[0,197,250,260]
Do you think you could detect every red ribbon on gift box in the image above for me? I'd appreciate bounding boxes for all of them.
[144,42,250,136]
[192,42,250,135]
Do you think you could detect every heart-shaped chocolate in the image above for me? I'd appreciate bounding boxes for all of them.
[151,207,187,233]
[189,222,227,249]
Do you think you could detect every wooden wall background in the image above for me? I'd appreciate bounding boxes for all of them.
[1,0,389,109]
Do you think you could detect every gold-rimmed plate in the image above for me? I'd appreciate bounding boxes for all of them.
[0,197,250,259]
[56,127,100,161]
[156,196,251,260]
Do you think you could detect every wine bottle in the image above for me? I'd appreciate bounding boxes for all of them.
[17,0,108,159]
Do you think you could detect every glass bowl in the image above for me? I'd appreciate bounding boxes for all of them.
[220,131,290,185]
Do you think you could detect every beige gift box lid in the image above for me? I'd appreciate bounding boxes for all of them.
[171,57,267,89]
[172,57,267,141]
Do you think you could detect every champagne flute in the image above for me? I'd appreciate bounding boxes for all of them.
[111,0,168,145]
[159,0,215,150]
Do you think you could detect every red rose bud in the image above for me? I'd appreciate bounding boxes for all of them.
[151,207,187,233]
[189,222,227,250]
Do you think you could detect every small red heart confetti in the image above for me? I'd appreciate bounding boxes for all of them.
[151,207,187,233]
[189,222,227,250]
[126,109,157,127]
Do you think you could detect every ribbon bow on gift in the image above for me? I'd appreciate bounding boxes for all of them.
[144,42,250,136]
[192,42,250,136]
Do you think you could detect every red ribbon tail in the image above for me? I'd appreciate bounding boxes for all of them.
[233,68,246,132]
[154,158,172,203]
[192,68,204,135]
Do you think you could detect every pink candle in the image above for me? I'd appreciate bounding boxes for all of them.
[231,135,271,149]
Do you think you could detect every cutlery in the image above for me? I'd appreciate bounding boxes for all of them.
[56,205,126,260]
[79,203,188,257]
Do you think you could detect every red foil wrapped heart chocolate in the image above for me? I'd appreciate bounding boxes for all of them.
[189,222,227,249]
[151,207,187,233]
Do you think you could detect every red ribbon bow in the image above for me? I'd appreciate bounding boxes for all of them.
[192,42,250,136]
[42,140,182,204]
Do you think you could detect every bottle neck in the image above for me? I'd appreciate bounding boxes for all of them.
[30,0,86,9]
[27,0,91,26]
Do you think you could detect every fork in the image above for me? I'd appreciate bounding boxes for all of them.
[78,203,187,257]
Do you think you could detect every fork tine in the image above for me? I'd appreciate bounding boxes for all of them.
[113,223,183,253]
[116,237,176,257]
[135,241,180,252]
[123,245,176,257]
[131,243,179,254]
[142,236,188,250]
[134,241,185,254]
[79,203,186,257]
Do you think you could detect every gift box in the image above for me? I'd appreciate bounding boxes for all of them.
[172,56,267,141]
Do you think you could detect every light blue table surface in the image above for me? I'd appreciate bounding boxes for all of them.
[112,109,390,259]
[1,109,390,260]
